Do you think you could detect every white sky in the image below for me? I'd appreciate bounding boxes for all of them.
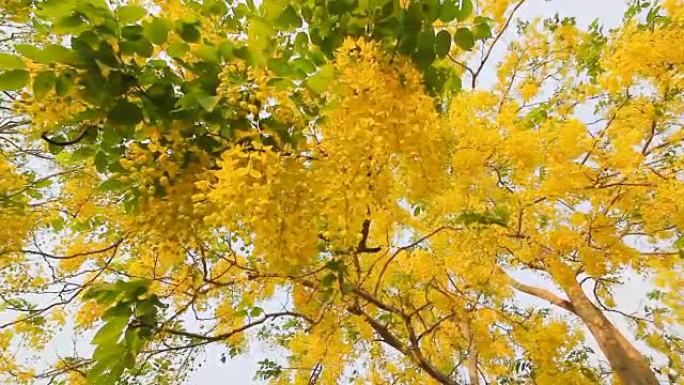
[188,1,632,384]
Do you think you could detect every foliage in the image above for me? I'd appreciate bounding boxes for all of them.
[0,1,683,385]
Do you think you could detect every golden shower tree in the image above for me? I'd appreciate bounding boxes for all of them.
[0,0,682,384]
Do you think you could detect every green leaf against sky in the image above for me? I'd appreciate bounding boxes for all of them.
[454,27,475,50]
[0,53,26,70]
[435,29,452,58]
[143,17,171,45]
[0,69,29,90]
[116,5,147,24]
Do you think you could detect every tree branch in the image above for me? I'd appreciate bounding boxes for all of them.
[471,0,527,88]
[503,271,577,314]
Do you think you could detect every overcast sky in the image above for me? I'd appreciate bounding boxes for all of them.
[187,2,631,384]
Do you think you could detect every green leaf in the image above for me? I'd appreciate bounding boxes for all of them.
[325,260,345,272]
[34,179,53,189]
[92,315,129,347]
[306,64,334,93]
[70,146,94,162]
[250,307,264,317]
[101,126,123,148]
[32,71,56,99]
[94,151,109,173]
[143,17,170,45]
[197,94,220,112]
[456,208,509,228]
[118,279,151,299]
[434,30,451,58]
[248,17,274,62]
[439,0,458,22]
[98,178,128,192]
[472,17,493,40]
[28,189,43,199]
[55,71,76,95]
[116,5,147,24]
[103,302,134,320]
[15,44,78,65]
[107,101,143,126]
[675,236,684,249]
[261,0,286,19]
[124,328,145,354]
[120,37,154,58]
[193,44,219,62]
[267,56,292,77]
[445,70,462,93]
[294,32,309,54]
[0,53,26,70]
[88,358,127,385]
[456,0,473,21]
[15,44,44,62]
[406,2,423,33]
[203,0,228,15]
[327,0,357,15]
[414,29,436,68]
[420,0,441,22]
[275,5,301,30]
[340,282,354,294]
[423,65,445,94]
[292,57,316,74]
[53,14,88,35]
[167,41,190,58]
[36,0,77,19]
[48,142,64,155]
[0,70,29,91]
[417,29,435,52]
[453,27,474,51]
[234,3,250,18]
[177,22,201,43]
[321,273,336,287]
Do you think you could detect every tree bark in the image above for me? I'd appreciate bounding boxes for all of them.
[458,318,480,385]
[563,280,658,385]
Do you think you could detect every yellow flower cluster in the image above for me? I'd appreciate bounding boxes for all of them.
[482,0,512,25]
[204,38,450,274]
[513,318,591,385]
[0,157,35,265]
[0,0,31,21]
[201,143,321,270]
[601,5,684,93]
[217,59,304,144]
[286,317,355,385]
[14,89,90,141]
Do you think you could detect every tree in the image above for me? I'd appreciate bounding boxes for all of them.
[0,0,682,384]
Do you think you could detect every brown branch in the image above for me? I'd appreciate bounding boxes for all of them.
[348,305,456,385]
[351,286,405,316]
[471,0,527,88]
[503,270,577,314]
[41,128,91,147]
[357,219,381,253]
[641,120,657,155]
[374,226,462,295]
[13,239,124,260]
[155,311,311,342]
[145,311,311,354]
[0,245,119,330]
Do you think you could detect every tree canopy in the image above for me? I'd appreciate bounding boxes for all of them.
[0,0,683,385]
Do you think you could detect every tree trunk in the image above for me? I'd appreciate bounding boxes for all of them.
[458,318,480,385]
[564,280,658,385]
